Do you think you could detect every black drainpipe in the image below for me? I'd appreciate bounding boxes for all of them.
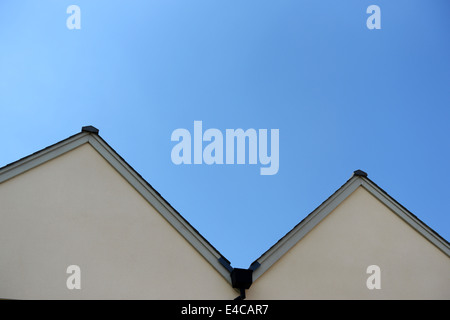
[219,257,260,300]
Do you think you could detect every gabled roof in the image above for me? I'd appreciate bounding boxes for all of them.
[0,126,233,284]
[249,170,450,282]
[2,128,449,294]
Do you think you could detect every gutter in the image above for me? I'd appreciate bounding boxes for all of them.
[218,257,260,300]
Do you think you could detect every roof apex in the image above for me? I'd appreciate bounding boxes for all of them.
[353,169,368,177]
[81,126,99,134]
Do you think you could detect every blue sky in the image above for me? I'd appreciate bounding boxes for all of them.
[0,0,449,268]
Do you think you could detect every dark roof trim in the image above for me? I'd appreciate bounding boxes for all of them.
[81,125,99,134]
[353,169,368,177]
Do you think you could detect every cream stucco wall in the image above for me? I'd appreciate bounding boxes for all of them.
[0,143,236,299]
[247,186,450,299]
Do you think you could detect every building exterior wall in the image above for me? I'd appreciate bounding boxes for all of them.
[0,143,236,299]
[1,142,448,300]
[247,187,450,299]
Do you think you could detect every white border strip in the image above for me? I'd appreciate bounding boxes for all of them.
[0,133,90,184]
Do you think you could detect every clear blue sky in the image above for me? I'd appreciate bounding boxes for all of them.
[1,1,449,268]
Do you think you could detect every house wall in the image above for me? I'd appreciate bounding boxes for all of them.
[0,143,236,299]
[247,186,450,299]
